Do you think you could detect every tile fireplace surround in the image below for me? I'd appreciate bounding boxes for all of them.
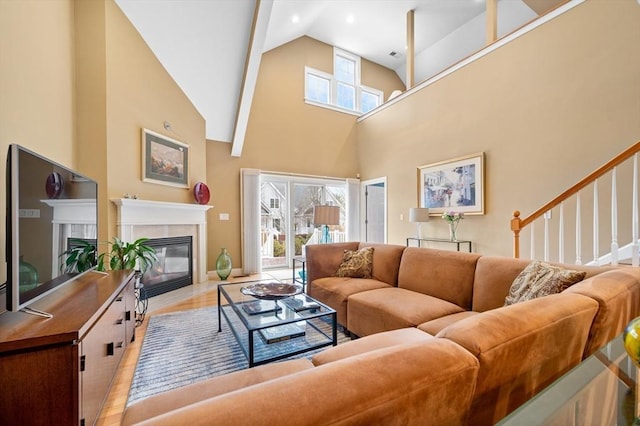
[112,198,212,283]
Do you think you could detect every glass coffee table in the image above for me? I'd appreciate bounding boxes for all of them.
[217,280,337,367]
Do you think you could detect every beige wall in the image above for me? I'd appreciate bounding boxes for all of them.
[357,0,640,258]
[0,0,76,285]
[0,0,207,291]
[206,36,404,269]
[103,0,206,239]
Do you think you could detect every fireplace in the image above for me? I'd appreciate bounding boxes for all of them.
[142,236,193,298]
[112,198,212,285]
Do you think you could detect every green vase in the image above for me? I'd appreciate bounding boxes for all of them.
[19,256,39,291]
[215,248,232,281]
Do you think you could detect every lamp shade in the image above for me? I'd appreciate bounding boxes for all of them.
[409,207,430,223]
[314,205,340,226]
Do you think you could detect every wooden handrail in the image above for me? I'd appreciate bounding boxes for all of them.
[512,141,640,257]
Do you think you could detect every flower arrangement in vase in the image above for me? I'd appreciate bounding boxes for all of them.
[441,211,464,241]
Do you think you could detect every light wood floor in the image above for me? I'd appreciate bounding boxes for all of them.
[96,269,294,426]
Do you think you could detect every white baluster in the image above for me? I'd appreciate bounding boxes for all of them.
[576,192,582,265]
[633,153,639,266]
[611,167,619,265]
[544,210,551,262]
[559,203,564,263]
[593,180,599,265]
[530,222,535,260]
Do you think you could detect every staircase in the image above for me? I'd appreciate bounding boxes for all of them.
[511,141,640,266]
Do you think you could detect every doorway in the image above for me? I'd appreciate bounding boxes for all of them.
[361,178,387,243]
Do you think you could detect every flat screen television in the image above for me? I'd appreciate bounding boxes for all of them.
[4,144,98,316]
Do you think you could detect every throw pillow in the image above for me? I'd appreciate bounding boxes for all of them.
[504,261,586,306]
[335,247,374,279]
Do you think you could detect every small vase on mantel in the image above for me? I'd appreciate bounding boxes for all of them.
[216,248,232,281]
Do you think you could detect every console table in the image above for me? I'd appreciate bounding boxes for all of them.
[0,270,136,426]
[406,237,472,252]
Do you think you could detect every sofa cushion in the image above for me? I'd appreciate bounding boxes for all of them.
[336,246,374,278]
[122,358,313,425]
[312,327,433,366]
[357,242,406,286]
[564,267,640,357]
[417,311,480,335]
[305,242,360,284]
[504,261,586,306]
[472,256,613,312]
[307,277,392,327]
[437,292,599,425]
[347,287,465,337]
[397,247,481,309]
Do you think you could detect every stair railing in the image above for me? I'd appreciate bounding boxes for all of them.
[511,141,640,266]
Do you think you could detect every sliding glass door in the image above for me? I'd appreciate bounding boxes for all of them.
[260,175,346,270]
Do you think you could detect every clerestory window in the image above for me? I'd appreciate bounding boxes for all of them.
[305,48,383,115]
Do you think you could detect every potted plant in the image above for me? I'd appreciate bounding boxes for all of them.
[62,237,157,274]
[97,237,157,274]
[62,239,99,273]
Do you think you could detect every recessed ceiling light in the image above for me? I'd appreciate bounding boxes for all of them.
[291,14,300,23]
[346,14,355,24]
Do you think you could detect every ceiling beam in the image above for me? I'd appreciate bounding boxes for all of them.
[406,9,415,90]
[231,0,273,157]
[486,0,497,45]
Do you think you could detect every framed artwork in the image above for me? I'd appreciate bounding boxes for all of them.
[417,152,485,215]
[142,128,189,188]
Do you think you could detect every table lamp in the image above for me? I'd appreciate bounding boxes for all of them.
[409,207,430,238]
[314,205,340,243]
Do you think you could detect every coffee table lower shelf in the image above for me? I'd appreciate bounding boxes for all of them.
[218,303,337,367]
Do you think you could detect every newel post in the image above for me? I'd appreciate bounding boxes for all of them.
[511,210,522,258]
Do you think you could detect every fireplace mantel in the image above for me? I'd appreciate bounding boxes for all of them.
[112,198,212,283]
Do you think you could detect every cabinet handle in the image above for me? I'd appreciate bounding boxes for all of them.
[107,341,124,356]
[115,318,124,325]
[116,296,124,302]
[125,310,132,321]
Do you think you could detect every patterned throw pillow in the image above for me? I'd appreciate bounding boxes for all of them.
[504,261,587,306]
[335,247,374,279]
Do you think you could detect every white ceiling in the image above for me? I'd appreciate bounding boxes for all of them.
[114,0,549,153]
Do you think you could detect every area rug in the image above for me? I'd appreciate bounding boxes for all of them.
[127,306,347,406]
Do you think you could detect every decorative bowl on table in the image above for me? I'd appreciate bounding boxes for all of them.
[240,282,303,300]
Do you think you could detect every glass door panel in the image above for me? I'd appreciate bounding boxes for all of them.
[293,184,322,258]
[260,179,288,269]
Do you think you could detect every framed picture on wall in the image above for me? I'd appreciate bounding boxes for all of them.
[142,128,189,188]
[417,152,485,215]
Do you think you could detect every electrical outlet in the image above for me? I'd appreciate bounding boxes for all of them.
[219,213,229,221]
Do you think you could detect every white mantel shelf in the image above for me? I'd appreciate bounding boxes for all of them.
[111,198,212,225]
[111,198,213,283]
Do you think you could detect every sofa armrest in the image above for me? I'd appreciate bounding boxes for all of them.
[122,359,313,425]
[564,267,640,357]
[133,339,479,426]
[305,242,359,285]
[437,293,599,425]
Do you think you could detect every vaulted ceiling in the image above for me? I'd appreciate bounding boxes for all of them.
[114,0,564,155]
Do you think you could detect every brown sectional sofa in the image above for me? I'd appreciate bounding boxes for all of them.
[305,242,640,423]
[122,242,640,425]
